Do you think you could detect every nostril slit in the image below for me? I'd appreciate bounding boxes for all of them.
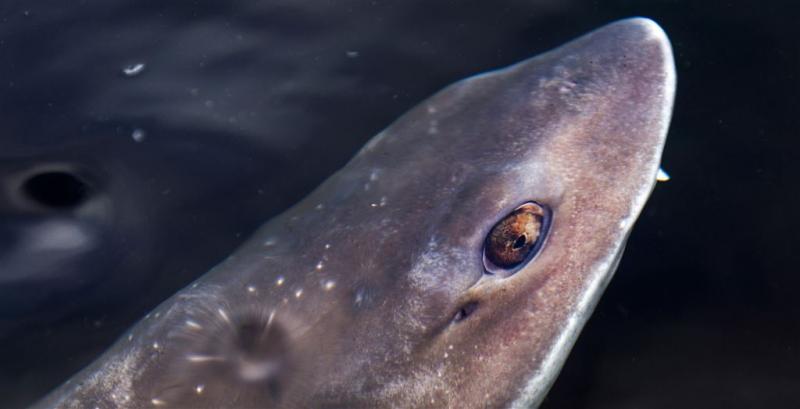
[453,301,479,323]
[21,171,90,209]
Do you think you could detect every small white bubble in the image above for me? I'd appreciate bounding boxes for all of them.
[276,276,285,286]
[151,398,165,406]
[127,334,133,341]
[315,203,324,210]
[657,167,671,182]
[122,63,146,77]
[217,308,230,323]
[152,342,160,350]
[323,280,336,291]
[294,288,304,298]
[324,243,331,249]
[247,285,256,293]
[195,384,205,394]
[346,50,360,58]
[379,196,387,207]
[315,261,324,270]
[131,128,146,142]
[264,238,277,246]
[370,203,378,207]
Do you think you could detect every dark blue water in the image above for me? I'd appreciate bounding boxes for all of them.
[0,1,797,407]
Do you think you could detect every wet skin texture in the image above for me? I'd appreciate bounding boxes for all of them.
[38,18,675,408]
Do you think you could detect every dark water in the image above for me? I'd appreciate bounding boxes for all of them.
[0,0,797,407]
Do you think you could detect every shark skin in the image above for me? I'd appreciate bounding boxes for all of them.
[37,17,676,409]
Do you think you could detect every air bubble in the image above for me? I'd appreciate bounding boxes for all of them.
[122,63,146,77]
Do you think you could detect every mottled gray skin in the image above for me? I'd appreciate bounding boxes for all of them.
[38,18,675,409]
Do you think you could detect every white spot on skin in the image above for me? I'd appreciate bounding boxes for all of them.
[185,320,202,330]
[187,354,225,363]
[428,119,439,135]
[240,360,280,381]
[276,276,285,286]
[217,308,231,323]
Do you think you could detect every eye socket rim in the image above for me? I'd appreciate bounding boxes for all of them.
[482,201,551,275]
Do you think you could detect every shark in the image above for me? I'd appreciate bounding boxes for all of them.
[37,17,676,409]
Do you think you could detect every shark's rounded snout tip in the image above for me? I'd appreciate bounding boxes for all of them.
[616,16,668,38]
[606,17,673,53]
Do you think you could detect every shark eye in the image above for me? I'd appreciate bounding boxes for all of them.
[483,202,549,273]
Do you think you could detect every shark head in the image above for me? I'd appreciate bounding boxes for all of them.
[39,17,675,409]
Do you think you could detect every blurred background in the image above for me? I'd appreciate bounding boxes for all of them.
[0,0,797,407]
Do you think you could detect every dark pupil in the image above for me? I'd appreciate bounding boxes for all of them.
[512,234,527,249]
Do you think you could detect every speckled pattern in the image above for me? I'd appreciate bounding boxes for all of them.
[37,18,674,409]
